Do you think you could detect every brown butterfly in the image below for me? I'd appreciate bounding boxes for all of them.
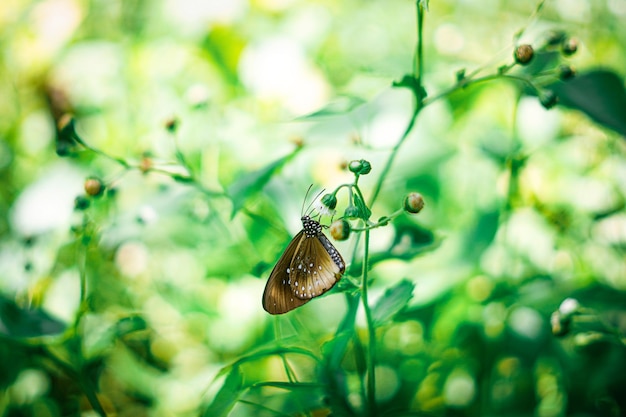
[262,215,345,314]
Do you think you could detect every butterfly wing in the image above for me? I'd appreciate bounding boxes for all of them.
[262,230,310,314]
[289,232,345,300]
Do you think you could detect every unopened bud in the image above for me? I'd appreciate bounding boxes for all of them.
[514,44,534,65]
[330,219,351,241]
[84,177,105,197]
[404,192,425,214]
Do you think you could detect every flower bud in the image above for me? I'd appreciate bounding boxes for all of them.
[558,65,575,80]
[139,155,152,173]
[546,30,566,46]
[74,195,90,211]
[514,44,534,65]
[321,193,338,210]
[344,205,361,219]
[164,117,179,133]
[330,219,351,241]
[378,216,390,226]
[84,177,105,197]
[403,192,425,214]
[360,160,372,175]
[539,90,558,109]
[348,160,363,174]
[561,37,578,56]
[348,159,372,175]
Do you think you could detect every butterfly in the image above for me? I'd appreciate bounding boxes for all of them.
[262,214,346,315]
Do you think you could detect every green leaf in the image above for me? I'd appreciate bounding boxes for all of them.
[549,69,626,136]
[115,315,147,337]
[372,280,415,326]
[202,366,243,417]
[296,95,365,119]
[392,75,427,101]
[0,295,66,339]
[462,210,500,259]
[55,115,81,157]
[227,148,301,217]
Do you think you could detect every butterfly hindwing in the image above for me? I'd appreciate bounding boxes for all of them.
[289,235,345,300]
[262,230,310,314]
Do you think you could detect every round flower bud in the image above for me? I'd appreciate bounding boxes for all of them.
[74,195,90,211]
[348,159,372,175]
[164,117,179,133]
[330,219,351,241]
[84,177,105,197]
[539,90,558,109]
[348,160,363,174]
[561,37,578,56]
[321,193,338,210]
[360,160,372,175]
[344,205,361,219]
[514,44,534,65]
[558,65,575,80]
[403,192,425,214]
[139,155,152,173]
[546,30,566,46]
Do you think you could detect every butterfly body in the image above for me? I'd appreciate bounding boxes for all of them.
[263,215,345,314]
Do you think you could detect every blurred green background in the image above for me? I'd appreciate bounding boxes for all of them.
[1,0,625,416]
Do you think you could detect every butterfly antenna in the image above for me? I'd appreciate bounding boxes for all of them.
[306,188,326,219]
[301,184,314,216]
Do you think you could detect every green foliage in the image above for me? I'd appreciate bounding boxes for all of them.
[550,69,626,136]
[1,1,626,417]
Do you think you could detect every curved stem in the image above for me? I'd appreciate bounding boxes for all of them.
[369,2,426,207]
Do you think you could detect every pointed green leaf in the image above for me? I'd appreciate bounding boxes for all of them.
[227,148,300,217]
[202,367,243,417]
[0,295,66,339]
[372,280,415,326]
[296,95,365,119]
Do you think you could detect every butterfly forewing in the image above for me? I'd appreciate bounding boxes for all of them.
[262,215,345,314]
[262,230,311,314]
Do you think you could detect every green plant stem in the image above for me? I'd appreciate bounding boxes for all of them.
[368,106,420,207]
[424,72,539,106]
[369,1,426,206]
[361,228,376,415]
[414,1,424,83]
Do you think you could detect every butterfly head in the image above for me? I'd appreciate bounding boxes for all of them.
[301,215,322,238]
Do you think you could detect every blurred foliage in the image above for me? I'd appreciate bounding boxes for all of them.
[1,0,626,417]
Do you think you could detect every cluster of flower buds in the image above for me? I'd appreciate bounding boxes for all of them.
[322,160,426,241]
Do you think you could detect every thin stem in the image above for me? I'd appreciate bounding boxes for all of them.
[73,134,130,169]
[369,1,426,207]
[368,106,420,206]
[361,228,376,415]
[424,72,538,106]
[414,1,424,82]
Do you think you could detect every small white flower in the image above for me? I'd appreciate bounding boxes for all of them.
[315,201,335,217]
[559,298,579,316]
